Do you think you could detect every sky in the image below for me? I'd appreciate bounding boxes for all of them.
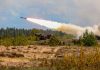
[0,0,100,29]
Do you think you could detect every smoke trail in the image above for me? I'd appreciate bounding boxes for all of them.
[27,18,100,36]
[27,18,62,29]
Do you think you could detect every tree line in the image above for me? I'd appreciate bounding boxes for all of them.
[0,28,74,46]
[0,28,98,46]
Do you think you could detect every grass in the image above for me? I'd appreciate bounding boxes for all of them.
[0,47,100,70]
[51,47,100,70]
[0,66,50,70]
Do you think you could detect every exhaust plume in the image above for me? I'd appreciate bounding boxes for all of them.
[26,18,100,37]
[27,18,62,29]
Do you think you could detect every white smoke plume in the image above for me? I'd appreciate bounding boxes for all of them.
[27,18,100,37]
[27,18,62,29]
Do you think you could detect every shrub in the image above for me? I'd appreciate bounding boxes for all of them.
[79,30,98,46]
[12,36,28,46]
[48,36,62,46]
[1,38,13,47]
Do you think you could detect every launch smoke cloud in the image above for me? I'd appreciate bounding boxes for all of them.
[26,18,100,37]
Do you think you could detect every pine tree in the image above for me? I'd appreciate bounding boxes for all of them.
[80,30,97,46]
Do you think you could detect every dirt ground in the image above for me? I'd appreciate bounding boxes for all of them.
[0,45,99,67]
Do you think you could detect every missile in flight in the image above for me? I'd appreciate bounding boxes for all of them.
[20,17,26,19]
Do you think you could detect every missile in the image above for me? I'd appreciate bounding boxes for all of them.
[20,17,26,19]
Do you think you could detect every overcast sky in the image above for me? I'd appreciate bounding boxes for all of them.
[0,0,100,29]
